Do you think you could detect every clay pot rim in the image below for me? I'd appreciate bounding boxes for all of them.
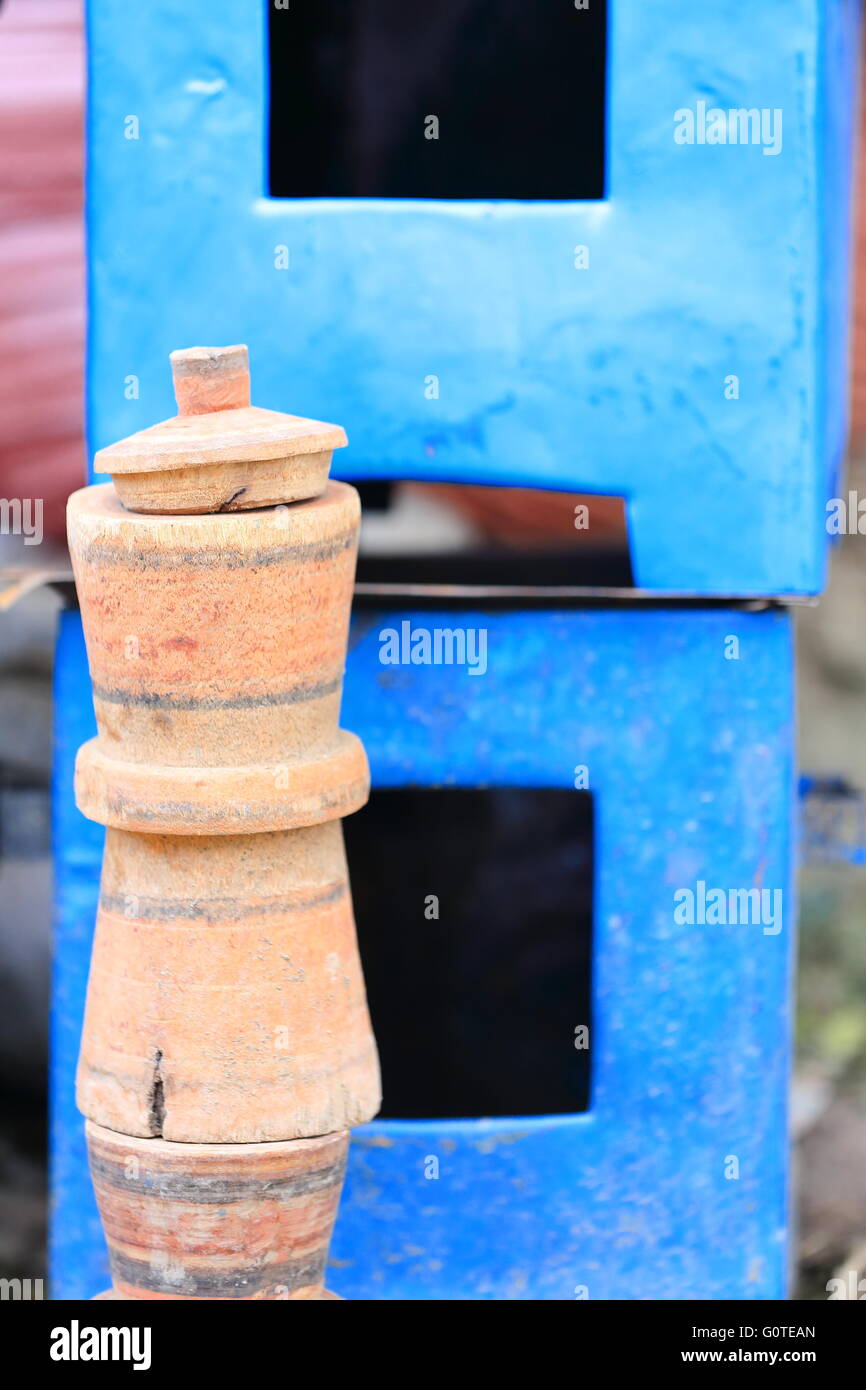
[94,405,348,476]
[112,452,334,515]
[68,477,358,534]
[74,729,370,835]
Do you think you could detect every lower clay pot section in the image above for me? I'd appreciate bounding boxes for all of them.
[74,728,370,836]
[77,822,381,1143]
[87,1124,348,1300]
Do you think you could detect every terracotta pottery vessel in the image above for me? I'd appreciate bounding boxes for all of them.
[71,346,375,1300]
[68,479,368,834]
[77,821,381,1142]
[95,346,347,514]
[86,1122,349,1300]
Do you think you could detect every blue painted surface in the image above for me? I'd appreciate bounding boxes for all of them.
[52,606,795,1299]
[50,612,107,1300]
[84,0,859,594]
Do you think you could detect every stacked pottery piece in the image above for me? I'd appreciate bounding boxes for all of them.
[68,346,380,1300]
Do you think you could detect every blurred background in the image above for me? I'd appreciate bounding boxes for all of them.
[0,0,864,1297]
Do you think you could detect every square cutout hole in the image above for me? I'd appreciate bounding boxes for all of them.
[344,787,594,1118]
[353,482,634,588]
[269,1,607,199]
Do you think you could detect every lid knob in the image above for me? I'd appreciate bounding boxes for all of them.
[170,344,251,417]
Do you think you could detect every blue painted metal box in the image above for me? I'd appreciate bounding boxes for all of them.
[85,0,858,593]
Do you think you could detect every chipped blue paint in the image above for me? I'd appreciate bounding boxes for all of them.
[84,0,858,593]
[52,606,795,1299]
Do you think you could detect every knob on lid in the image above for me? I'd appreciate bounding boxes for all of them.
[94,345,347,515]
[169,344,251,416]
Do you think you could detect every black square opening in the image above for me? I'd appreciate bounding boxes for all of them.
[343,787,594,1118]
[268,1,607,200]
[353,481,634,588]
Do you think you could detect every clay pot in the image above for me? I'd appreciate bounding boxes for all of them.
[95,346,347,514]
[86,1122,349,1300]
[67,480,369,834]
[77,820,381,1142]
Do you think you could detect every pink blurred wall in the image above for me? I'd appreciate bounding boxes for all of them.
[0,0,85,547]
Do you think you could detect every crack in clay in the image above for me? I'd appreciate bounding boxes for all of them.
[147,1050,166,1136]
[219,487,247,511]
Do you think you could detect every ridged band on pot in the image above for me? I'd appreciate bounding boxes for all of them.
[68,480,369,834]
[86,1123,349,1300]
[77,822,381,1142]
[94,345,348,514]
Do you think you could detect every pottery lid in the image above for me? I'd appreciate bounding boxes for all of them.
[94,346,348,476]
